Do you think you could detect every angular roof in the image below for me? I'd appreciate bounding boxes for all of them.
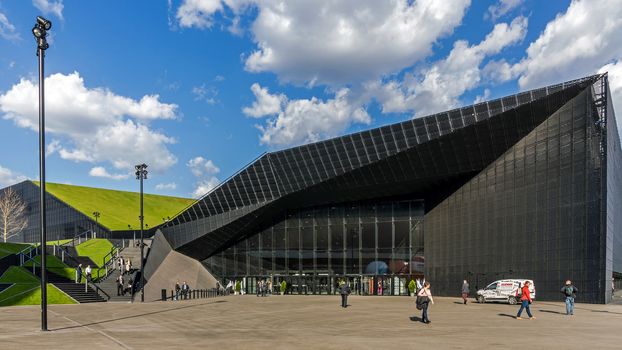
[32,181,194,230]
[162,74,604,260]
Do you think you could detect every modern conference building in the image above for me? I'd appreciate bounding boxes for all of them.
[149,73,621,304]
[5,74,617,303]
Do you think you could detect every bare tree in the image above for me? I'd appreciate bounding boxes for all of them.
[0,187,28,243]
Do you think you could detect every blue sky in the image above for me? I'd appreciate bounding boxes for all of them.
[1,0,621,198]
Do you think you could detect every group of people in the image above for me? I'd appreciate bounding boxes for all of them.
[174,281,191,300]
[335,277,584,325]
[256,279,271,297]
[116,274,134,296]
[75,264,92,283]
[117,256,132,275]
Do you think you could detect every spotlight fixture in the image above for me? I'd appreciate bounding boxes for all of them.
[32,16,51,51]
[37,16,52,30]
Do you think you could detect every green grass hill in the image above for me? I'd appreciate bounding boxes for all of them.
[0,266,76,306]
[32,181,194,230]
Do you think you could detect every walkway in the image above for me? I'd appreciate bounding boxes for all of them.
[0,295,621,349]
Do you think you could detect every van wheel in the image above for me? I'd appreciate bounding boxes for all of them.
[477,295,485,304]
[508,296,517,305]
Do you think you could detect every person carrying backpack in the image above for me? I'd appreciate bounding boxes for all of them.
[515,281,534,320]
[560,280,578,315]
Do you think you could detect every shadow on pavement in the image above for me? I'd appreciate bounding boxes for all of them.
[409,316,423,322]
[498,313,516,319]
[539,309,565,314]
[591,310,622,315]
[51,300,228,332]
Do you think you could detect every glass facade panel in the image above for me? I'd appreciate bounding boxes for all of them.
[205,199,424,295]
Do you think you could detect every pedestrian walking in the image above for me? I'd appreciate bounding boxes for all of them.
[416,281,434,324]
[118,256,124,274]
[340,281,351,308]
[461,279,470,304]
[182,281,190,299]
[560,280,578,315]
[85,265,92,282]
[76,264,83,283]
[256,280,261,297]
[127,276,134,296]
[117,274,124,296]
[516,281,535,320]
[125,259,131,275]
[175,281,181,300]
[377,281,383,295]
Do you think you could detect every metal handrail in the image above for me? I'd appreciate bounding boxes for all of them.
[60,229,96,248]
[17,245,38,266]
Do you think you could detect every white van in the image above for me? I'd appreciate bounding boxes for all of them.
[476,279,536,305]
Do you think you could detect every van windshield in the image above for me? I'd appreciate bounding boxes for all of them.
[485,283,497,290]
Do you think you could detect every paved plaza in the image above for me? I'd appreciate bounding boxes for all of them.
[0,295,621,349]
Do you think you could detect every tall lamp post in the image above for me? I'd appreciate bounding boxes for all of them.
[93,211,100,237]
[32,15,51,332]
[135,163,148,302]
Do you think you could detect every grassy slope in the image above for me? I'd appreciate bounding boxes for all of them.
[0,266,39,284]
[0,284,76,306]
[24,255,76,282]
[0,266,76,306]
[75,239,114,267]
[0,242,32,259]
[33,181,194,230]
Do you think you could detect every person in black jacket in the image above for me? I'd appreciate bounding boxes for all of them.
[561,280,578,315]
[340,281,351,308]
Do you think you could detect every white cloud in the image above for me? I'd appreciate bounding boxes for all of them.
[175,0,471,85]
[244,84,371,146]
[0,12,19,40]
[177,0,224,28]
[155,182,177,190]
[187,156,220,177]
[46,139,62,157]
[88,166,130,180]
[486,0,523,21]
[0,165,27,188]
[242,83,284,118]
[474,88,491,104]
[192,177,220,198]
[246,0,471,85]
[0,72,179,173]
[514,0,622,90]
[599,60,622,133]
[187,156,221,198]
[370,16,528,116]
[192,84,218,104]
[32,0,64,20]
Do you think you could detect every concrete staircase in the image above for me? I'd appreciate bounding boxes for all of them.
[117,246,143,270]
[96,271,135,303]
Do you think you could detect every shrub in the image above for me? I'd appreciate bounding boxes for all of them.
[280,280,287,294]
[408,280,417,294]
[235,280,241,293]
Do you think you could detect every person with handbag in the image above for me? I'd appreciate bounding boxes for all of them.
[416,281,434,324]
[516,281,535,320]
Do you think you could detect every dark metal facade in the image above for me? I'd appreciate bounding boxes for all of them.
[158,74,620,302]
[426,77,620,303]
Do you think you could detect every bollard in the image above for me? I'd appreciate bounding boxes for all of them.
[171,290,174,301]
[161,289,167,301]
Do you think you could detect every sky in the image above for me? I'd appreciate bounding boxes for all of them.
[1,0,622,199]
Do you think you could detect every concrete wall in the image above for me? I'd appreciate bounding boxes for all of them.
[143,231,218,302]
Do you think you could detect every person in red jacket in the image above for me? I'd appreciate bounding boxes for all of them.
[516,281,535,320]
